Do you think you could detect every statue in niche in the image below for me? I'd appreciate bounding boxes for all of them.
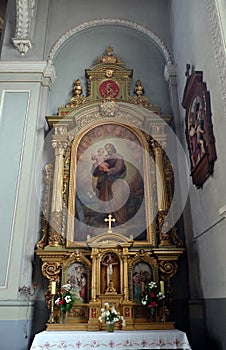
[102,253,119,293]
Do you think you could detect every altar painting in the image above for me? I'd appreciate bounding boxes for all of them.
[132,262,153,302]
[67,123,153,245]
[66,262,88,303]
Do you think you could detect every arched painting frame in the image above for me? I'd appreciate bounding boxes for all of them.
[66,121,156,247]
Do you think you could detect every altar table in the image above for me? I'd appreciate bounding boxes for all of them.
[30,329,192,350]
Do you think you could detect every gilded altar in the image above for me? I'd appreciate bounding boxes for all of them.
[36,47,184,331]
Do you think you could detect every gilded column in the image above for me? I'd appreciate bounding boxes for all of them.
[48,125,68,246]
[152,133,172,246]
[153,142,168,212]
[122,249,129,301]
[91,249,98,301]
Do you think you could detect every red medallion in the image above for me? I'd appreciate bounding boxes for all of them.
[99,80,120,98]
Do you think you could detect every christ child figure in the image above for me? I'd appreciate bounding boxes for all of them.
[91,147,109,172]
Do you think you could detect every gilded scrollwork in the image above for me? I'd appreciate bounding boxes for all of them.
[36,163,54,250]
[159,260,178,280]
[171,227,183,247]
[41,261,61,281]
[48,212,64,246]
[99,99,119,118]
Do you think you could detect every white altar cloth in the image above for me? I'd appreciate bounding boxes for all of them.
[30,329,192,350]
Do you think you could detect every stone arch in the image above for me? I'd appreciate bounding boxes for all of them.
[47,18,173,65]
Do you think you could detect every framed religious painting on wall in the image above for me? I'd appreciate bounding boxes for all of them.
[182,65,217,188]
[66,121,156,247]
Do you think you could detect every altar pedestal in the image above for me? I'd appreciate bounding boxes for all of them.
[30,330,192,350]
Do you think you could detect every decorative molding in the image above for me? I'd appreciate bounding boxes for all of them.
[12,38,32,56]
[47,19,173,65]
[99,99,120,118]
[164,64,177,86]
[12,0,36,55]
[0,61,56,86]
[207,0,226,116]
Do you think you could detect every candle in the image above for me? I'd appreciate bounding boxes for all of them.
[160,280,165,295]
[51,281,56,295]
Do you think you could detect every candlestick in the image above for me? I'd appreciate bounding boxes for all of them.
[48,295,55,324]
[160,280,165,295]
[51,281,56,295]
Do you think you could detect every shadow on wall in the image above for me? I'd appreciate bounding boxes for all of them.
[28,256,49,350]
[204,337,223,350]
[203,297,226,350]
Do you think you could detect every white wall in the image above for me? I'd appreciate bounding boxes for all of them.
[170,0,226,348]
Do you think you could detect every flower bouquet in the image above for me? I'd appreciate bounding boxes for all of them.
[98,302,126,331]
[140,281,165,318]
[55,283,75,322]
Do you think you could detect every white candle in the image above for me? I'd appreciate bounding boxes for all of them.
[51,281,56,295]
[160,280,165,294]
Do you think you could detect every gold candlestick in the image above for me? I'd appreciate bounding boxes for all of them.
[48,295,55,324]
[48,281,56,324]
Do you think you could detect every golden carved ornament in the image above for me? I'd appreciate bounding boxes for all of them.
[36,163,54,250]
[159,260,178,280]
[93,46,124,65]
[66,79,87,108]
[41,261,61,281]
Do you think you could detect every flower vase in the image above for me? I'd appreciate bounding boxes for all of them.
[149,308,156,323]
[60,309,66,324]
[106,322,115,332]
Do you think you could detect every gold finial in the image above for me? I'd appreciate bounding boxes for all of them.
[106,46,114,56]
[73,79,83,96]
[104,214,116,233]
[134,80,144,97]
[94,47,124,65]
[65,78,86,108]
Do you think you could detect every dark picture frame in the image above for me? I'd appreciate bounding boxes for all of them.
[182,66,217,188]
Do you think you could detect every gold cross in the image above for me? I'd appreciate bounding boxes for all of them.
[104,214,116,233]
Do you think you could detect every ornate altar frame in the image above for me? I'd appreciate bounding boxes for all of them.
[36,47,184,331]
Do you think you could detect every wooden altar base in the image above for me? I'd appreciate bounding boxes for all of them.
[47,323,89,331]
[46,321,175,331]
[132,321,175,330]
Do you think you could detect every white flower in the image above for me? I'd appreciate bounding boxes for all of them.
[62,283,72,291]
[141,300,147,305]
[104,302,109,307]
[65,295,71,303]
[148,281,157,288]
[121,318,126,327]
[55,297,60,305]
[157,292,165,300]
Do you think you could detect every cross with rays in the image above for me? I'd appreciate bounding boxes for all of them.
[104,214,116,233]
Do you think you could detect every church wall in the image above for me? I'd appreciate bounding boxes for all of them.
[0,91,29,287]
[170,0,226,349]
[0,63,54,349]
[0,0,173,62]
[48,26,172,115]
